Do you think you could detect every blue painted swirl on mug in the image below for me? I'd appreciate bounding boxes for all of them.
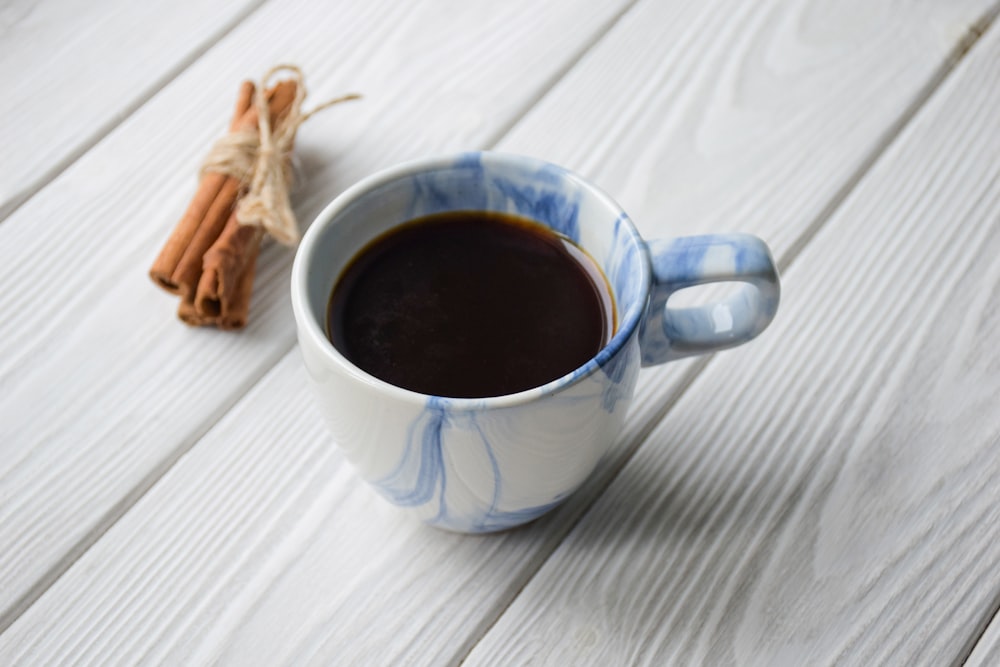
[597,336,639,414]
[488,162,581,242]
[406,153,581,243]
[407,153,487,217]
[641,234,780,363]
[375,397,572,532]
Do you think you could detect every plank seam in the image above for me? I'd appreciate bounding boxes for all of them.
[0,0,272,225]
[963,595,1000,665]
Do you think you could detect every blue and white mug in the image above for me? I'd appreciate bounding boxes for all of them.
[291,152,779,533]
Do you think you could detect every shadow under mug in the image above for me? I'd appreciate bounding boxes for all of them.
[291,151,780,533]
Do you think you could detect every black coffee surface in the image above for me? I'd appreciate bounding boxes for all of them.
[327,211,614,398]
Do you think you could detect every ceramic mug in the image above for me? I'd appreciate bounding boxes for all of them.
[291,151,779,533]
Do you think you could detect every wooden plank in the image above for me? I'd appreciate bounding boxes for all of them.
[0,0,266,220]
[466,19,1000,666]
[2,0,997,663]
[0,0,637,630]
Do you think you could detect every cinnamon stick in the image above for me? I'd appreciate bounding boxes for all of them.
[194,216,264,321]
[177,233,258,328]
[217,234,262,330]
[191,83,301,328]
[171,81,295,299]
[177,292,209,327]
[149,81,256,293]
[169,177,242,298]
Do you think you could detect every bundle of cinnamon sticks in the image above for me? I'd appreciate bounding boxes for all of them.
[152,67,358,328]
[150,76,299,329]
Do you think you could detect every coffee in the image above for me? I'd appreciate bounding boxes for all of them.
[327,210,615,398]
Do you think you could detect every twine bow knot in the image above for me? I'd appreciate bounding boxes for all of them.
[200,64,359,246]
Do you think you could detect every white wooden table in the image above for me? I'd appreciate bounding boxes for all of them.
[3,1,1000,664]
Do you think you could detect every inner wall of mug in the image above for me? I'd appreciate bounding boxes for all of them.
[302,152,649,388]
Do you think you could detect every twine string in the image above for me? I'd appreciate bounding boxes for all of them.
[200,64,359,246]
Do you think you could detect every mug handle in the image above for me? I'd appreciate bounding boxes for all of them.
[639,233,780,366]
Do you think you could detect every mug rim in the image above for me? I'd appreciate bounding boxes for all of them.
[291,150,652,410]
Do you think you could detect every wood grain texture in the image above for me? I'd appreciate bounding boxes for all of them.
[498,0,999,487]
[2,0,997,664]
[0,0,266,220]
[967,610,1000,666]
[467,20,1000,667]
[0,0,637,631]
[500,0,991,256]
[0,351,569,665]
